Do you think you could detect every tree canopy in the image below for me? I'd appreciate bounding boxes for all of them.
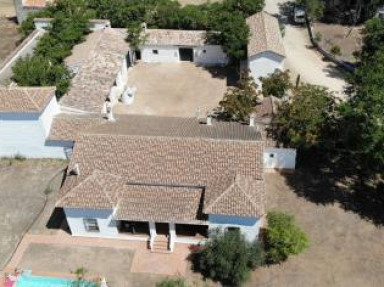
[218,71,259,121]
[191,229,264,286]
[271,83,336,150]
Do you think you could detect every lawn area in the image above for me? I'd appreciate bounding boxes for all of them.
[0,159,67,270]
[0,17,22,66]
[313,22,363,63]
[246,172,384,287]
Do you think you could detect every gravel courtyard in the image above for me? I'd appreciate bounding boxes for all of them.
[0,160,66,270]
[247,172,384,287]
[114,62,232,117]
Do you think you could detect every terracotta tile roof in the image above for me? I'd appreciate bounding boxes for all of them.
[0,86,55,113]
[23,0,47,8]
[204,174,265,217]
[145,29,207,46]
[57,170,124,209]
[86,115,262,141]
[58,116,266,220]
[115,185,203,222]
[246,12,285,58]
[60,28,129,113]
[48,115,105,142]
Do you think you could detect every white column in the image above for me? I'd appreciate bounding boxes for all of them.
[169,222,176,252]
[149,222,156,237]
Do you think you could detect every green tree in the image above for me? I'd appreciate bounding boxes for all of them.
[340,47,384,171]
[12,56,70,97]
[219,71,259,121]
[296,0,324,20]
[265,211,309,264]
[208,11,250,63]
[192,229,264,286]
[222,0,265,17]
[360,17,384,61]
[156,277,186,287]
[260,69,292,98]
[271,83,336,149]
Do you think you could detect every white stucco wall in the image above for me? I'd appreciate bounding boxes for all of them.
[141,45,228,65]
[64,208,119,238]
[263,148,297,170]
[141,45,179,63]
[0,97,69,159]
[208,214,262,242]
[248,51,285,87]
[194,45,228,65]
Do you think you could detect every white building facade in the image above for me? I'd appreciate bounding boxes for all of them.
[0,87,71,159]
[139,29,228,65]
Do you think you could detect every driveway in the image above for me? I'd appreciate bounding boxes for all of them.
[247,173,384,287]
[114,62,230,117]
[0,160,66,270]
[265,0,347,97]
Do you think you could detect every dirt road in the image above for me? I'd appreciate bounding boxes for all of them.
[0,0,15,17]
[265,0,347,96]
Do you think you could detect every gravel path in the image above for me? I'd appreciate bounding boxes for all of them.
[265,0,347,98]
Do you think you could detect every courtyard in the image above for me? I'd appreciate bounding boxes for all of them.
[114,62,233,117]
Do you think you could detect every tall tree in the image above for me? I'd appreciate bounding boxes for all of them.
[271,84,336,149]
[218,71,259,121]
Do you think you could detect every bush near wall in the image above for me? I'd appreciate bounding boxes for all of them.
[265,211,309,264]
[191,229,264,286]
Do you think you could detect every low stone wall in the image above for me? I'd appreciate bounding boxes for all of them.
[0,29,45,82]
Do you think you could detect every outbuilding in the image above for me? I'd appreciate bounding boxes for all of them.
[139,28,229,66]
[246,12,286,87]
[0,86,69,158]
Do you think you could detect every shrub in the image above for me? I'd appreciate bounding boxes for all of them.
[191,229,264,286]
[330,45,342,56]
[314,31,322,42]
[156,277,186,287]
[265,211,309,264]
[218,71,259,121]
[260,69,292,98]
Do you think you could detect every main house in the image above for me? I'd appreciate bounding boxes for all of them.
[56,115,266,252]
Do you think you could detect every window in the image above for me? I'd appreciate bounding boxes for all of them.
[152,50,159,54]
[83,218,99,232]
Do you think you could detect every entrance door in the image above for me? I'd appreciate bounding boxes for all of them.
[156,223,169,235]
[179,48,194,62]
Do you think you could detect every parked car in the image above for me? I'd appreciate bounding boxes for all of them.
[293,5,306,24]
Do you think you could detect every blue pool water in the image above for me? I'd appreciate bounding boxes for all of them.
[16,275,96,287]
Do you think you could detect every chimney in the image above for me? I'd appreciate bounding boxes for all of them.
[105,101,115,122]
[71,164,80,176]
[141,22,147,33]
[249,115,255,127]
[206,114,212,126]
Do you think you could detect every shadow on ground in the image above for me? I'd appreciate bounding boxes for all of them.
[282,152,384,226]
[200,65,239,87]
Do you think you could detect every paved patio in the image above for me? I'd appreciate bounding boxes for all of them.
[4,232,190,287]
[114,62,231,117]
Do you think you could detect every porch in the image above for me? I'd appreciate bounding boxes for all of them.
[117,220,208,252]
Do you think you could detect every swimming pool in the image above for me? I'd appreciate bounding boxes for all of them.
[16,275,96,287]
